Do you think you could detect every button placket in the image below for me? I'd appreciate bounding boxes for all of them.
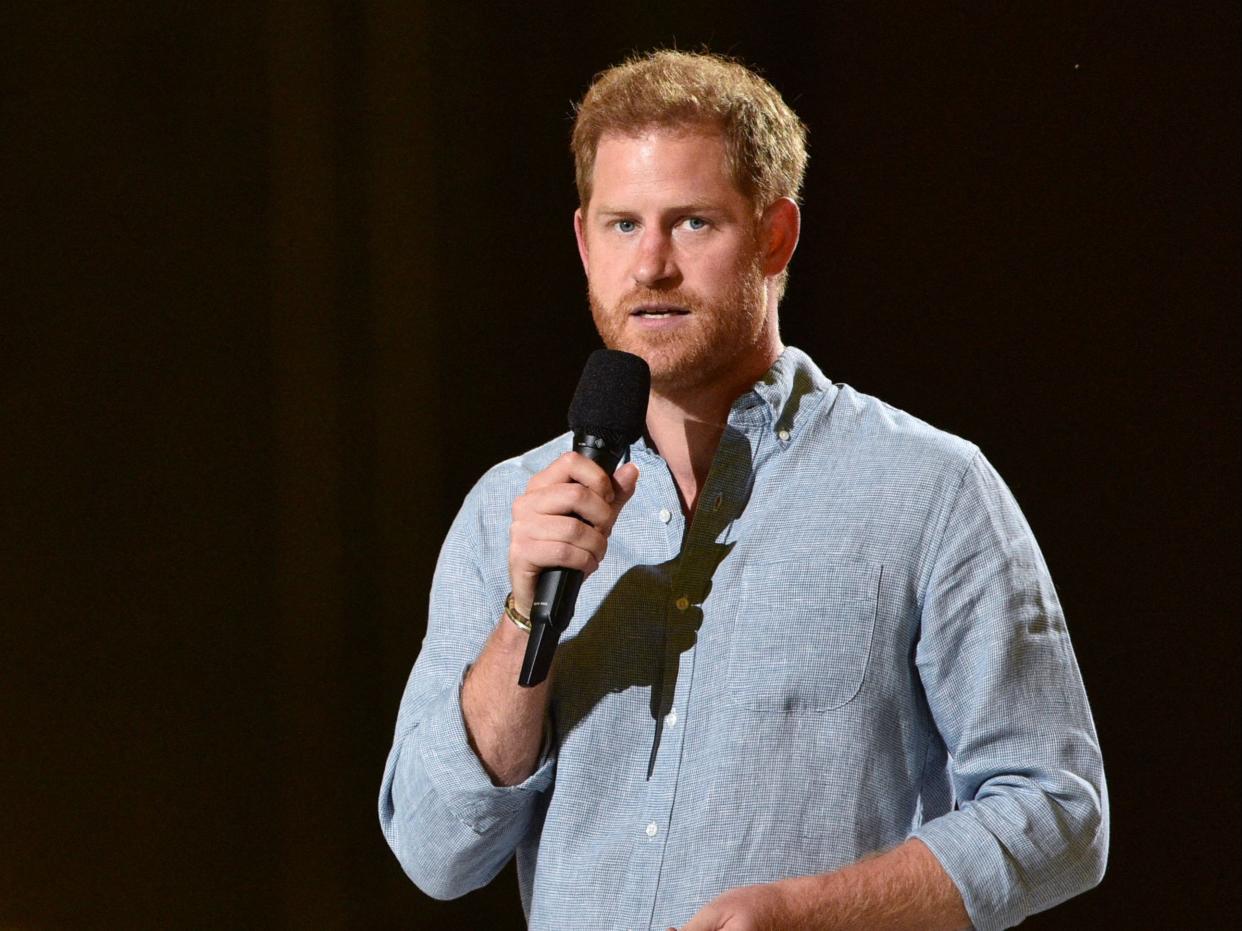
[618,450,691,931]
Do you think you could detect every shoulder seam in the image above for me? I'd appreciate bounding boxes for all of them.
[916,446,983,610]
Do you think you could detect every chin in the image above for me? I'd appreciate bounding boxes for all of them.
[646,347,729,395]
[604,336,689,379]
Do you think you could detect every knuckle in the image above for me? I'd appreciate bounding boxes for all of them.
[508,541,530,568]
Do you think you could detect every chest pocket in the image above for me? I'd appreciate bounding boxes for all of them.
[726,556,882,712]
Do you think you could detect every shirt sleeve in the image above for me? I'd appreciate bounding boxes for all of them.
[910,451,1109,930]
[377,477,556,900]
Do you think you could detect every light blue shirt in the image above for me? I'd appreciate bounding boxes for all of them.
[379,347,1107,930]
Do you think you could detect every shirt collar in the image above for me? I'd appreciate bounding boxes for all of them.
[751,345,832,434]
[631,345,834,456]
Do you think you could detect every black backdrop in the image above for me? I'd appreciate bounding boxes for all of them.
[4,2,1238,928]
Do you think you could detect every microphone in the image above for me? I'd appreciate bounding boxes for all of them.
[518,349,650,687]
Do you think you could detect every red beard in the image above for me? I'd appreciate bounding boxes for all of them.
[589,251,768,396]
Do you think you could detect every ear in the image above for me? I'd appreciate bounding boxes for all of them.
[573,207,590,275]
[759,197,801,277]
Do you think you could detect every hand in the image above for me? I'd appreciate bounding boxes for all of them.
[508,451,640,614]
[674,881,796,931]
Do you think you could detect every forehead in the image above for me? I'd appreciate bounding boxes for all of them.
[590,128,746,209]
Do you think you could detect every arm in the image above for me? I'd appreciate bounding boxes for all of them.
[909,451,1108,928]
[378,452,638,899]
[678,838,968,931]
[462,453,638,786]
[682,450,1107,930]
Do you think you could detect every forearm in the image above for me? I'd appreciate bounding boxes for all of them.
[380,613,555,899]
[379,654,554,900]
[460,615,552,786]
[782,838,969,931]
[681,838,969,931]
[460,452,637,785]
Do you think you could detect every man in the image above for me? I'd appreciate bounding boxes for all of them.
[380,50,1107,930]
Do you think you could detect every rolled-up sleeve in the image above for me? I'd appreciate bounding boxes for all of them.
[911,451,1109,930]
[378,475,555,900]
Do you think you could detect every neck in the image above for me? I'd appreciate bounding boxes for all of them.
[646,340,783,516]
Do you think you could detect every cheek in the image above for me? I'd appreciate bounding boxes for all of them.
[585,244,624,281]
[692,253,746,290]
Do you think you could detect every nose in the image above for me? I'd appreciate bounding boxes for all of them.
[633,227,680,289]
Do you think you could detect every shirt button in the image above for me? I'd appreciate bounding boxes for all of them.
[777,428,791,442]
[645,822,658,838]
[658,507,672,524]
[665,708,678,727]
[675,596,690,611]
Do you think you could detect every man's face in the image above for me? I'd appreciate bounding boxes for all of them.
[574,128,774,395]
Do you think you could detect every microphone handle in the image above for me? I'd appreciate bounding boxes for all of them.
[518,435,623,687]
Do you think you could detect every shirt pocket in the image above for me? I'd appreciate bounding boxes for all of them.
[726,556,882,712]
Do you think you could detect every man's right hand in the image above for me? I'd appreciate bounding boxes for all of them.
[461,451,639,787]
[508,451,640,617]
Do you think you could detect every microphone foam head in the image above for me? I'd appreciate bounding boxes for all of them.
[568,349,651,447]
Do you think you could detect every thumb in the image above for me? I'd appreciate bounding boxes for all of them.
[612,461,640,504]
[677,911,716,931]
[678,900,728,931]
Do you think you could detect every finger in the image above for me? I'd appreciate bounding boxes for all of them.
[516,481,614,528]
[612,462,640,505]
[592,463,641,536]
[513,539,601,576]
[559,452,617,501]
[521,515,608,562]
[526,452,614,502]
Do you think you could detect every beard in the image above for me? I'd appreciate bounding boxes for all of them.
[589,249,769,396]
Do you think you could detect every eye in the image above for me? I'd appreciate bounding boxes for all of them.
[614,219,637,234]
[683,216,709,231]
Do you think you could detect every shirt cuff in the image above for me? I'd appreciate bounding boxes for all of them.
[912,812,1024,931]
[416,665,556,834]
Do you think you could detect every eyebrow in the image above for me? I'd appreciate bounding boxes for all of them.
[593,203,730,218]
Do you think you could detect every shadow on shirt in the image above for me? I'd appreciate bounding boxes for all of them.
[548,424,756,781]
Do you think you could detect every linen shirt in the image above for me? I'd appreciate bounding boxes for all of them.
[379,347,1108,930]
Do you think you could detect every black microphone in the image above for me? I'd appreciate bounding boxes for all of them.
[518,349,650,687]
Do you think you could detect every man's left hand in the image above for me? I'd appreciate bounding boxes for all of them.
[672,881,795,931]
[669,839,969,931]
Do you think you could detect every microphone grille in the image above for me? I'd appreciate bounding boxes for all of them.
[567,349,651,447]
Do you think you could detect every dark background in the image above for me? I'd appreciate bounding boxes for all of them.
[4,2,1238,928]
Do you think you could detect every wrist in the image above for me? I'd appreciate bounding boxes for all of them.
[504,591,532,632]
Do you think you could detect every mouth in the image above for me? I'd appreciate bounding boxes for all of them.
[630,305,690,319]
